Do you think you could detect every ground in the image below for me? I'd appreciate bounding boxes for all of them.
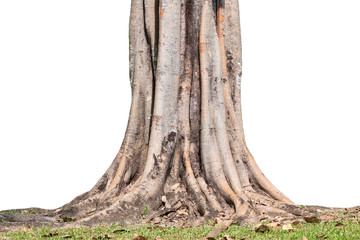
[1,206,359,239]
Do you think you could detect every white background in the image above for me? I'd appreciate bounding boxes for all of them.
[0,1,359,211]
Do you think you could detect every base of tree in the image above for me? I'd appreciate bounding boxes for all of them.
[1,204,359,232]
[3,0,359,234]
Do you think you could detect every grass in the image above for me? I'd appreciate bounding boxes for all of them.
[1,219,359,240]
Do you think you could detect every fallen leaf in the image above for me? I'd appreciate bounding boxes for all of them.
[335,222,345,227]
[113,229,130,233]
[220,236,235,240]
[93,234,115,239]
[60,216,76,222]
[193,219,205,227]
[304,216,321,223]
[207,229,222,238]
[42,232,59,238]
[255,225,269,233]
[316,235,329,239]
[60,235,72,239]
[266,222,280,229]
[133,235,147,240]
[303,237,309,240]
[177,208,188,216]
[291,220,302,225]
[240,236,249,240]
[216,219,234,230]
[282,223,294,231]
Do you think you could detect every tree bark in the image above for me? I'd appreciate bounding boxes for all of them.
[1,0,319,228]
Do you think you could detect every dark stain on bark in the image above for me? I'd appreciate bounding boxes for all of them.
[178,85,183,101]
[151,131,177,180]
[96,175,108,192]
[167,131,177,143]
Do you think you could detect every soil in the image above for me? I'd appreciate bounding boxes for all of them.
[1,205,359,232]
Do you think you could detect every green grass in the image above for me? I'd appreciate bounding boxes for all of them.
[1,219,359,239]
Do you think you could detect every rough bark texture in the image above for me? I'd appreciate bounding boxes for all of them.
[1,0,339,230]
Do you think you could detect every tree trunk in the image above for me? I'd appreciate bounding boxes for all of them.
[1,0,316,227]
